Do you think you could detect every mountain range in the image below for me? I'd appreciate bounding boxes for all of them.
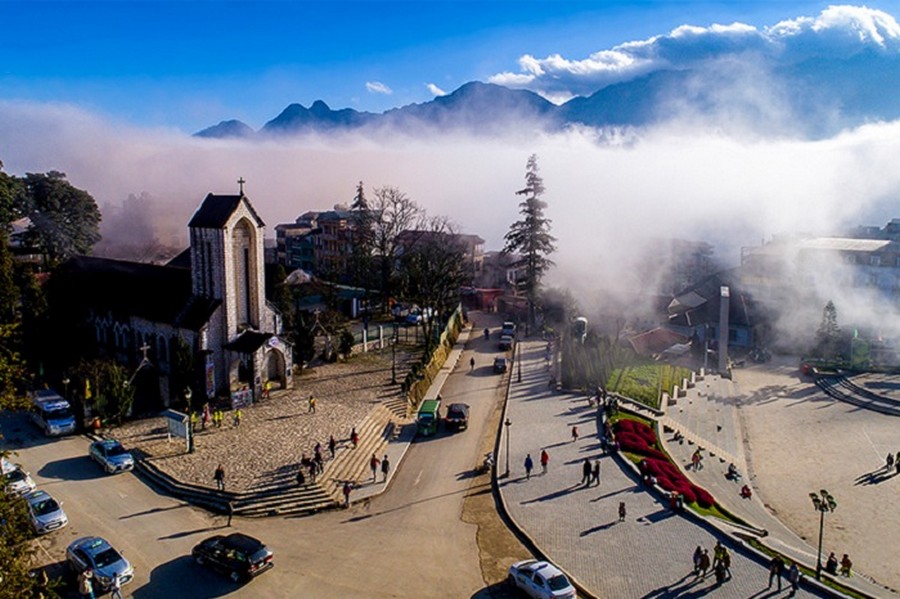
[196,52,900,140]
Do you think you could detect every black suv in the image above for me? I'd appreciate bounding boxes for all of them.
[192,533,274,583]
[445,403,470,430]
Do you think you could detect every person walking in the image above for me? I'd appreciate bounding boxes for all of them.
[722,547,732,579]
[768,555,785,590]
[581,458,592,485]
[296,467,306,486]
[787,561,800,596]
[571,425,579,443]
[308,395,317,413]
[342,481,352,508]
[469,356,475,371]
[524,454,534,480]
[887,452,895,470]
[109,572,124,599]
[591,459,601,486]
[618,501,627,522]
[329,434,337,459]
[712,541,724,569]
[381,454,390,482]
[698,549,711,578]
[79,568,95,599]
[226,501,234,527]
[483,327,490,341]
[233,407,242,428]
[213,464,225,492]
[840,554,853,577]
[540,449,549,474]
[350,427,359,448]
[691,448,703,471]
[693,546,703,575]
[201,403,210,430]
[370,454,381,482]
[825,552,839,575]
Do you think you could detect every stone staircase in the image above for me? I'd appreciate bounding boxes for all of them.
[130,402,411,518]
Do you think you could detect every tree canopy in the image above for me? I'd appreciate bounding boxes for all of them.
[18,171,102,266]
[503,154,556,326]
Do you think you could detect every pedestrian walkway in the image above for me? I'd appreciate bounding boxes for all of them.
[668,365,898,598]
[497,339,823,598]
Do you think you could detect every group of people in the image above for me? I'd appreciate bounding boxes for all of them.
[296,431,356,485]
[885,451,900,474]
[825,552,853,577]
[78,567,124,599]
[190,403,239,432]
[767,555,802,595]
[693,541,733,585]
[523,449,551,479]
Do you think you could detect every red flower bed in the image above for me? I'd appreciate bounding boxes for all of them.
[614,419,716,509]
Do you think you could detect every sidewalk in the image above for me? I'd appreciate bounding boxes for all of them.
[497,339,823,598]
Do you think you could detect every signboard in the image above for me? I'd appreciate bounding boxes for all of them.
[205,354,215,399]
[162,409,190,452]
[231,387,253,410]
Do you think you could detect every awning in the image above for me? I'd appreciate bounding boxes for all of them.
[224,331,273,354]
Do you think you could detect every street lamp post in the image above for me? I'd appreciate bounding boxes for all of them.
[516,340,522,383]
[504,418,512,478]
[810,489,837,580]
[391,324,399,385]
[184,387,194,454]
[62,377,70,400]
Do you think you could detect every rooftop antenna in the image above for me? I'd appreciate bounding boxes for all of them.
[238,177,246,195]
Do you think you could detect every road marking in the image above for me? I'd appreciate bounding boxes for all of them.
[861,427,883,460]
[414,470,422,486]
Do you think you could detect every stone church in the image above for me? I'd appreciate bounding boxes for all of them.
[56,189,292,411]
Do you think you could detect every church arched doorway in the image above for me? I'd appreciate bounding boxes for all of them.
[265,349,286,389]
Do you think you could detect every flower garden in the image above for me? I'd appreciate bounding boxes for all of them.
[613,417,716,509]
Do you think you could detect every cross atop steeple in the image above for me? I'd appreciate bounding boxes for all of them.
[238,177,246,195]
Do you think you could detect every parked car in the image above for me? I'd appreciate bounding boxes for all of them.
[445,403,470,430]
[493,357,509,373]
[24,489,68,534]
[501,321,517,337]
[89,439,134,474]
[499,335,514,351]
[405,307,434,325]
[192,532,274,583]
[3,465,36,496]
[508,559,577,599]
[1,455,14,474]
[66,536,134,592]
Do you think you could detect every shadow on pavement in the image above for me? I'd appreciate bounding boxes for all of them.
[132,555,236,599]
[579,520,618,536]
[520,483,584,504]
[470,579,520,598]
[158,525,223,540]
[38,456,106,481]
[120,503,190,520]
[644,572,730,598]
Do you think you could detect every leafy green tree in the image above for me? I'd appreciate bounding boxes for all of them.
[813,300,842,360]
[0,160,25,226]
[78,358,135,425]
[347,181,377,294]
[0,230,16,323]
[17,266,49,374]
[338,329,355,359]
[290,312,316,369]
[269,264,294,333]
[20,171,102,266]
[503,154,556,328]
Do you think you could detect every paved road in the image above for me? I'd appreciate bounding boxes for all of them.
[3,316,511,598]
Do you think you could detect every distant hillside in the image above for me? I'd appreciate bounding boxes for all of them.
[195,59,900,139]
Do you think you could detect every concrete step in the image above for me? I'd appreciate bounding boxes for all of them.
[321,404,395,502]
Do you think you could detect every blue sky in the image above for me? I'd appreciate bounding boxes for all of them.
[1,0,874,132]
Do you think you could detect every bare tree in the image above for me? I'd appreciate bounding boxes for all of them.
[370,186,421,312]
[397,216,468,352]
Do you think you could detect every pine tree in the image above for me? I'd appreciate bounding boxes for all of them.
[503,154,556,327]
[813,300,842,360]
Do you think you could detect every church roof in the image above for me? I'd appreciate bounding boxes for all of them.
[224,330,273,353]
[56,256,220,331]
[188,194,265,229]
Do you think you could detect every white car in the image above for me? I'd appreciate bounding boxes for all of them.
[508,559,577,599]
[89,439,135,474]
[24,489,68,534]
[3,465,36,496]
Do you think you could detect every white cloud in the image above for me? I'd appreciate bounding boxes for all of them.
[425,83,446,96]
[365,81,393,95]
[489,5,900,100]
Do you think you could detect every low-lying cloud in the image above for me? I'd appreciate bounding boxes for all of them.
[3,97,900,346]
[489,5,900,101]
